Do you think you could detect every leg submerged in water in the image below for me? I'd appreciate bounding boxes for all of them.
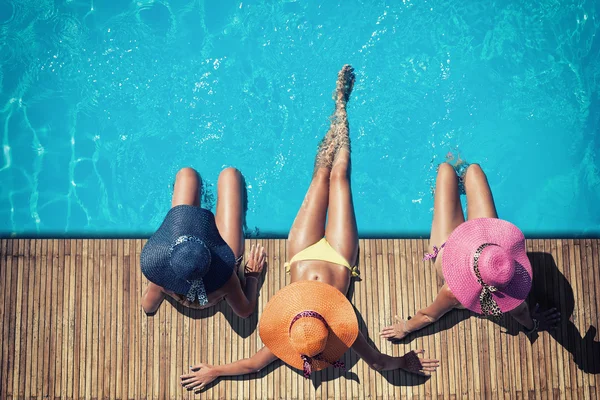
[325,65,359,289]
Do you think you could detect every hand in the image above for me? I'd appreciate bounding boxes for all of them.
[244,244,266,277]
[380,316,411,341]
[400,349,440,376]
[531,304,560,332]
[180,363,219,393]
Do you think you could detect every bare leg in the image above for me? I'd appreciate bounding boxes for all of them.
[171,167,201,207]
[144,167,201,314]
[325,65,358,266]
[215,167,245,259]
[429,163,465,278]
[464,164,498,219]
[287,120,339,258]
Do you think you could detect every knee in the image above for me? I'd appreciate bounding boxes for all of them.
[218,167,242,185]
[436,163,458,182]
[176,167,200,184]
[330,160,350,182]
[464,163,487,183]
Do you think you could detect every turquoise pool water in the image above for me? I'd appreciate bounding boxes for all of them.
[1,0,599,238]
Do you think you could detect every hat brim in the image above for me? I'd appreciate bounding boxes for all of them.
[442,218,532,313]
[259,281,359,371]
[141,205,235,295]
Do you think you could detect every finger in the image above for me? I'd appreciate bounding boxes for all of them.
[413,349,425,355]
[534,303,540,313]
[184,381,200,390]
[194,383,206,393]
[180,373,195,380]
[394,315,401,322]
[181,376,198,386]
[423,366,438,371]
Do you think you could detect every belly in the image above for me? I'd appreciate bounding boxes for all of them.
[289,260,351,294]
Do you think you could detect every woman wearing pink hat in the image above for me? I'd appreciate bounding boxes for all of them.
[381,162,560,340]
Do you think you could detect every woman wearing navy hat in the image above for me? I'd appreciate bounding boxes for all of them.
[140,167,266,317]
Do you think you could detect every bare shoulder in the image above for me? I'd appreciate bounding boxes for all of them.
[440,283,464,309]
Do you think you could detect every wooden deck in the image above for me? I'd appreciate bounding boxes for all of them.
[0,239,599,399]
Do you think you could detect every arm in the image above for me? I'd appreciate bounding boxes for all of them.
[224,275,259,318]
[180,347,278,392]
[380,283,459,340]
[408,284,458,330]
[141,282,166,314]
[224,244,266,318]
[509,302,560,334]
[508,302,534,330]
[351,332,439,375]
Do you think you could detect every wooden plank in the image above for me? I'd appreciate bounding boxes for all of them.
[134,239,144,400]
[74,239,83,400]
[41,240,52,399]
[0,240,8,396]
[363,238,377,396]
[67,239,77,399]
[84,239,93,399]
[100,239,109,399]
[122,240,131,400]
[26,240,39,399]
[0,240,9,394]
[571,239,585,395]
[376,239,389,400]
[33,240,45,398]
[14,240,28,398]
[90,240,99,399]
[5,240,18,397]
[592,239,600,400]
[108,239,117,398]
[583,239,597,381]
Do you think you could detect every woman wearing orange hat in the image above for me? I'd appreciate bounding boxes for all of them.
[180,65,439,391]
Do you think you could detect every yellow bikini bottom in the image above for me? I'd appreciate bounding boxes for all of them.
[283,238,360,277]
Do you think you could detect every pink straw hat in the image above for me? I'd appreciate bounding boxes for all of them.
[442,218,532,315]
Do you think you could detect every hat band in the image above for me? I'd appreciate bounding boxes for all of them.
[473,243,503,318]
[289,310,329,332]
[168,235,209,266]
[289,311,345,379]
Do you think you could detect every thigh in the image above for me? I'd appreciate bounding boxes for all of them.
[171,167,201,207]
[464,164,498,220]
[287,169,330,259]
[324,154,358,266]
[430,163,465,253]
[214,167,245,258]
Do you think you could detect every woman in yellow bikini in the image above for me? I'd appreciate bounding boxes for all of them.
[179,65,439,391]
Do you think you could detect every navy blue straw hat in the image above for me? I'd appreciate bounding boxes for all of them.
[141,205,235,306]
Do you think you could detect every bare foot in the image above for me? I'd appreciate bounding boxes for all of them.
[335,64,355,105]
[315,65,355,170]
[330,64,355,158]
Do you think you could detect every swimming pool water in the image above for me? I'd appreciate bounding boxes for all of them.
[1,0,599,238]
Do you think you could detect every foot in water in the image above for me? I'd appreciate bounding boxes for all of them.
[315,64,356,170]
[332,64,355,157]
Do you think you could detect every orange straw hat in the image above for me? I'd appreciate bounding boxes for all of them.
[259,280,359,378]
